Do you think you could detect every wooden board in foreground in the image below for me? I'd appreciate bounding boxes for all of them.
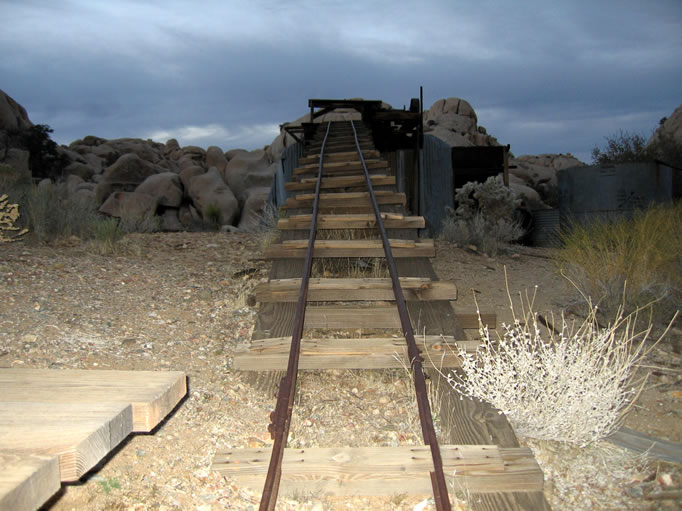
[253,277,458,302]
[0,453,60,511]
[212,445,543,496]
[0,369,187,431]
[232,336,479,370]
[0,402,133,482]
[278,213,425,230]
[303,306,496,330]
[285,174,395,191]
[264,239,435,259]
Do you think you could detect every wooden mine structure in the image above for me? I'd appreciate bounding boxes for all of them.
[216,98,550,510]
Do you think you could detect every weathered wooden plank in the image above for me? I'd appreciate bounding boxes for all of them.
[283,191,406,209]
[294,159,388,175]
[299,150,380,165]
[0,369,187,432]
[285,175,395,191]
[606,426,682,464]
[0,453,60,511]
[253,277,458,302]
[232,336,479,370]
[278,213,425,230]
[303,305,495,330]
[0,402,133,482]
[212,445,543,496]
[264,239,435,259]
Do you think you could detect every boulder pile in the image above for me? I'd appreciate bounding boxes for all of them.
[1,88,591,228]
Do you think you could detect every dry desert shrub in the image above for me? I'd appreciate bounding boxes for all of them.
[440,175,525,255]
[448,283,673,446]
[557,202,681,322]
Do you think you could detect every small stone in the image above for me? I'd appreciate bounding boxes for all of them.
[21,334,37,343]
[379,396,389,404]
[658,473,674,487]
[372,409,380,416]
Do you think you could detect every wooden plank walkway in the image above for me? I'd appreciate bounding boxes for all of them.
[0,369,186,511]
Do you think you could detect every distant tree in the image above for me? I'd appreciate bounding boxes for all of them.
[592,129,682,169]
[591,130,650,165]
[20,124,69,180]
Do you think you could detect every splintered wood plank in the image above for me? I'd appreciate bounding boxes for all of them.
[303,306,496,330]
[212,445,543,496]
[232,336,479,370]
[264,239,435,259]
[285,175,395,191]
[253,277,458,302]
[283,191,406,209]
[299,150,380,165]
[0,453,60,511]
[0,369,187,432]
[277,213,425,230]
[0,402,133,482]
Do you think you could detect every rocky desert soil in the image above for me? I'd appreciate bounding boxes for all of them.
[0,232,680,511]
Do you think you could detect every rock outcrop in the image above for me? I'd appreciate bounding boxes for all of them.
[187,167,239,227]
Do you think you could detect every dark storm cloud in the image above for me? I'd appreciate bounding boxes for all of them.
[1,0,680,160]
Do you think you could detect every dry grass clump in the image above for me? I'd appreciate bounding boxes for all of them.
[557,202,681,321]
[448,283,673,446]
[312,257,388,278]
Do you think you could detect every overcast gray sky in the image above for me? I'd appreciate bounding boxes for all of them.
[2,0,680,163]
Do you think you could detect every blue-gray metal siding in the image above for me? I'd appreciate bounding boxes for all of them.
[267,142,304,210]
[419,134,454,234]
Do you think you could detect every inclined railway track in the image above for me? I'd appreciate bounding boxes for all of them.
[258,120,451,510]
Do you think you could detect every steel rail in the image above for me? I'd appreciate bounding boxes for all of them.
[350,120,452,510]
[259,121,332,511]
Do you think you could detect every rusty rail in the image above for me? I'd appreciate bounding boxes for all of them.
[259,120,332,511]
[350,120,452,510]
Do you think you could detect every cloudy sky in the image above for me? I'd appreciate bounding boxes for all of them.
[2,0,680,163]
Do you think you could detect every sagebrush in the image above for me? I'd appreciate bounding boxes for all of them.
[440,175,524,255]
[448,287,668,446]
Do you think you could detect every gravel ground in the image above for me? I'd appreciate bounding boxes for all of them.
[0,233,679,510]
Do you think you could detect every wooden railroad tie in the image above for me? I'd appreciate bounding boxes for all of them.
[212,445,543,497]
[232,336,479,370]
[253,277,458,302]
[302,305,496,330]
[277,213,425,230]
[285,174,395,191]
[282,191,406,210]
[298,149,380,165]
[264,239,436,258]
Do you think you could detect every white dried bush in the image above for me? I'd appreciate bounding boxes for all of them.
[448,291,670,446]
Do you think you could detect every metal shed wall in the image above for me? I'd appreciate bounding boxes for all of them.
[558,162,676,224]
[419,134,454,234]
[267,142,304,210]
